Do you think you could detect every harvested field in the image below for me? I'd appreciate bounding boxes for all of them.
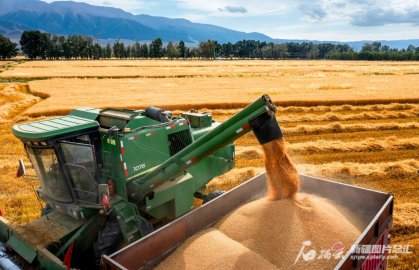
[2,60,419,79]
[286,137,419,154]
[297,159,418,179]
[0,83,41,123]
[284,122,419,135]
[279,109,419,123]
[0,60,417,269]
[236,137,419,159]
[23,75,419,116]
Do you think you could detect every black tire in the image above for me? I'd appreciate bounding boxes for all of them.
[93,221,123,266]
[139,216,154,236]
[203,190,225,204]
[93,218,154,266]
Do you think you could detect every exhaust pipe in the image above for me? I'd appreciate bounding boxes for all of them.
[0,243,23,270]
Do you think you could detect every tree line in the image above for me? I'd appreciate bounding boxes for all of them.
[0,31,419,61]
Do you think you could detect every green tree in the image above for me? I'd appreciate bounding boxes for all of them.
[126,45,131,59]
[49,35,64,59]
[407,44,416,52]
[166,41,179,59]
[20,30,44,59]
[92,43,103,59]
[150,38,163,58]
[140,43,149,58]
[262,43,288,59]
[307,44,320,59]
[362,42,381,52]
[132,42,141,58]
[380,45,390,52]
[178,41,186,58]
[198,40,216,58]
[221,42,233,58]
[105,44,112,58]
[113,40,126,59]
[0,34,18,59]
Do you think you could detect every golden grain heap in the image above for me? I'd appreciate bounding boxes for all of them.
[156,136,361,269]
[157,194,361,270]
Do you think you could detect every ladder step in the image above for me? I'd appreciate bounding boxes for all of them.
[126,228,140,238]
[124,217,137,223]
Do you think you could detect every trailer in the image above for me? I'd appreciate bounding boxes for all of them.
[102,173,394,270]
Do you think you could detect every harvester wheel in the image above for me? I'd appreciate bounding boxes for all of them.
[139,216,154,236]
[93,221,123,266]
[93,218,153,266]
[203,190,225,204]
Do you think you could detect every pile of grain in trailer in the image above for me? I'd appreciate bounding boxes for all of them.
[157,129,360,269]
[157,193,361,270]
[155,228,278,270]
[216,194,361,269]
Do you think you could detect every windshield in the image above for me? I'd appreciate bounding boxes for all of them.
[60,141,98,203]
[27,147,72,202]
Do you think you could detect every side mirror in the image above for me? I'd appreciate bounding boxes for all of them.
[16,158,26,177]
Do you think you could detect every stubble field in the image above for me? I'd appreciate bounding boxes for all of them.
[0,60,418,269]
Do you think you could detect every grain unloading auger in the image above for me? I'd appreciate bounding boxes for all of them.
[0,95,283,269]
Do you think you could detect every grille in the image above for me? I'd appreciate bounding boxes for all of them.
[168,129,193,156]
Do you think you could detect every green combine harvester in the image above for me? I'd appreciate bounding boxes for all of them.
[0,95,282,269]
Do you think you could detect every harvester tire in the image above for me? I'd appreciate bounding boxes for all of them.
[93,221,123,266]
[93,218,153,266]
[203,190,225,204]
[139,216,154,236]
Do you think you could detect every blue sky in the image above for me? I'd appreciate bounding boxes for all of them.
[43,0,419,41]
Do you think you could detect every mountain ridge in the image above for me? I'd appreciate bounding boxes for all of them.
[0,0,418,49]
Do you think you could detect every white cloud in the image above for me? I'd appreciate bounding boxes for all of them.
[218,6,248,14]
[297,0,419,26]
[39,0,419,40]
[176,0,290,17]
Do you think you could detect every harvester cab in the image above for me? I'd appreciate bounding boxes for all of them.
[0,95,283,269]
[14,113,104,218]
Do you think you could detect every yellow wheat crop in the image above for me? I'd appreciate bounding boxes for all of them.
[0,60,417,269]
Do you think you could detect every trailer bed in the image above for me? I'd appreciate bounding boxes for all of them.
[102,173,393,270]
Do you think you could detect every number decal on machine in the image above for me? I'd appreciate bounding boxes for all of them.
[133,164,146,172]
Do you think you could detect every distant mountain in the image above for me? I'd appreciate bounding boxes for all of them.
[0,0,418,49]
[345,40,419,51]
[0,0,272,43]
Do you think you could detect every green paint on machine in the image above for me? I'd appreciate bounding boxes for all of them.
[1,95,283,269]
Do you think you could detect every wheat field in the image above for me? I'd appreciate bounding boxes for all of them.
[0,60,417,269]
